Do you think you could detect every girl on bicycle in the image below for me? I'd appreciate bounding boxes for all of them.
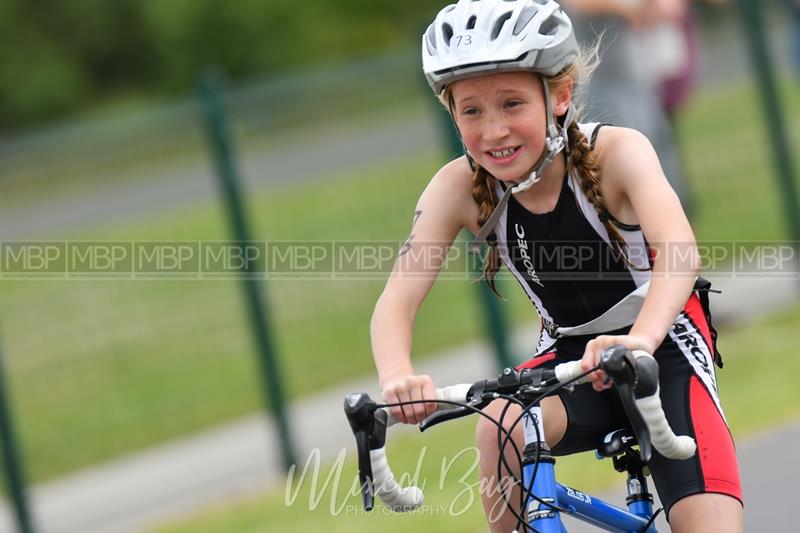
[370,0,742,531]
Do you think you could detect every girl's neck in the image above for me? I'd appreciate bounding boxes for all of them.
[511,152,568,213]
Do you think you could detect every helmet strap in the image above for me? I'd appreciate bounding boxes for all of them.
[510,78,573,193]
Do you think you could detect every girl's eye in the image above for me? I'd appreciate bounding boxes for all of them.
[506,100,522,109]
[462,108,479,116]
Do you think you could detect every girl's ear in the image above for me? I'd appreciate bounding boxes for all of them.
[553,78,574,118]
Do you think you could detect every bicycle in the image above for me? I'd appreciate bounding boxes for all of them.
[344,345,698,532]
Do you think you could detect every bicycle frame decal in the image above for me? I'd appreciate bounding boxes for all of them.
[522,406,545,444]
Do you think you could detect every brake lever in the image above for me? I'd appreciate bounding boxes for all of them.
[419,405,475,432]
[344,393,387,511]
[600,346,654,464]
[614,380,653,463]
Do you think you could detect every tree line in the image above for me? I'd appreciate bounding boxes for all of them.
[1,0,437,128]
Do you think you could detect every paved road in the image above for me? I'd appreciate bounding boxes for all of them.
[564,417,800,532]
[0,108,441,240]
[0,274,796,533]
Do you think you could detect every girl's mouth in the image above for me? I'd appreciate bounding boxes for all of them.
[486,146,522,164]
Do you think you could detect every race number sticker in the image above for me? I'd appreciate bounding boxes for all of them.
[452,32,474,48]
[522,406,545,444]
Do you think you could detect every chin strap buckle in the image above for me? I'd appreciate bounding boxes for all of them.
[545,134,565,154]
[510,130,567,194]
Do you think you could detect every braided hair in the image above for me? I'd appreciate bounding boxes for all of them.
[471,165,505,296]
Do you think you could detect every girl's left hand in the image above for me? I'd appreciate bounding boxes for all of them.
[580,335,656,392]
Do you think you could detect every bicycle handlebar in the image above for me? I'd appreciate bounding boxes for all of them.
[555,352,696,460]
[344,346,697,512]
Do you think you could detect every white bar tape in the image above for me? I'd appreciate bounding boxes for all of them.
[635,387,697,460]
[554,360,590,384]
[370,447,424,511]
[436,383,472,405]
[630,351,696,460]
[373,383,471,510]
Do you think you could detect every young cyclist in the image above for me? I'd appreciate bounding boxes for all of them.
[370,0,742,531]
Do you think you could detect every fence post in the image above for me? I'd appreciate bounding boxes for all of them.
[199,69,297,471]
[0,339,35,533]
[734,0,800,244]
[431,103,515,370]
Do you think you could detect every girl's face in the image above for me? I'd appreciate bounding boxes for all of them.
[450,71,571,183]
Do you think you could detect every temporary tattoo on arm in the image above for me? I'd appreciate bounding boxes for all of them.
[399,210,422,256]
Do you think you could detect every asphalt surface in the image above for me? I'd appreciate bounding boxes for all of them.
[564,417,800,533]
[0,109,442,241]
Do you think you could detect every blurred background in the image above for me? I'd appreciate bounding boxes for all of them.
[0,0,798,532]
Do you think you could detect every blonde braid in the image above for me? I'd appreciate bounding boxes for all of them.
[471,165,504,295]
[567,121,649,271]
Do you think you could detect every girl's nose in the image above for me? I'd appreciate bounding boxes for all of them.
[483,114,510,141]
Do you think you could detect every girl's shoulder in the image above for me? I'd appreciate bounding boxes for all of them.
[425,155,475,200]
[420,155,480,234]
[590,124,677,213]
[590,124,653,164]
[432,155,474,187]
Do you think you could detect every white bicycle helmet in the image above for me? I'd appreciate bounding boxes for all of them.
[422,0,578,95]
[422,0,580,251]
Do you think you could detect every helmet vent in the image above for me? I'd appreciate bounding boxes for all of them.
[491,12,513,40]
[425,24,437,54]
[466,15,477,30]
[539,15,559,36]
[442,23,454,46]
[513,6,538,35]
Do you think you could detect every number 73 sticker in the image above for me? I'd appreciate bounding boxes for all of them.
[452,33,473,47]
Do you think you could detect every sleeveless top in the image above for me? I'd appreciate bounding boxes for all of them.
[494,123,653,354]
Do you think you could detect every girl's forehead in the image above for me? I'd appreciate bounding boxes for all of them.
[450,71,540,97]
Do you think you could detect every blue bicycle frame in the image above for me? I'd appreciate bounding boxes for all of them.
[520,409,657,532]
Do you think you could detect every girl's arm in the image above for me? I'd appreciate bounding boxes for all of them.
[581,127,700,389]
[371,158,478,423]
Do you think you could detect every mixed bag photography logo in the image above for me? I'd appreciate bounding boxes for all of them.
[284,445,519,519]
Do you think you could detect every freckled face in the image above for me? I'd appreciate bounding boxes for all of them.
[450,71,548,183]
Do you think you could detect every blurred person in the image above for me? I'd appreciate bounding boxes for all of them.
[561,0,695,216]
[371,1,742,531]
[660,6,698,119]
[790,0,800,78]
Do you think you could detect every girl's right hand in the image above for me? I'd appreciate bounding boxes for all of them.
[381,374,439,425]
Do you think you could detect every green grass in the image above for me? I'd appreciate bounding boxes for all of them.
[677,79,800,242]
[0,78,798,484]
[153,303,800,533]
